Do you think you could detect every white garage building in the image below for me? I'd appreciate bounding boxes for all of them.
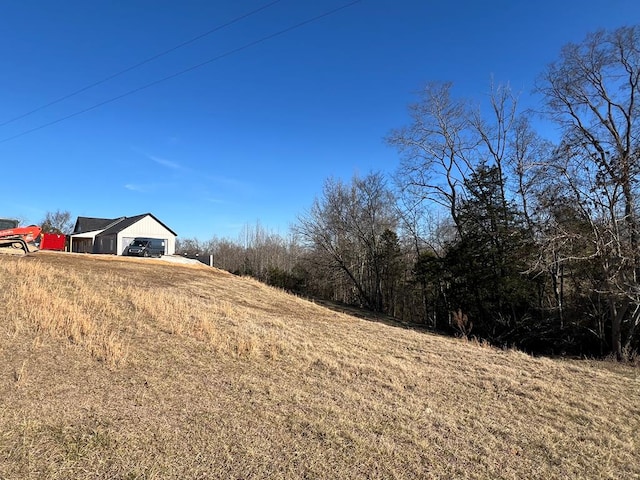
[69,213,177,256]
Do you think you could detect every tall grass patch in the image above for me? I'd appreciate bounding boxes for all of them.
[0,256,286,364]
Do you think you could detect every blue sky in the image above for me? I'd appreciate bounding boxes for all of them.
[1,0,638,240]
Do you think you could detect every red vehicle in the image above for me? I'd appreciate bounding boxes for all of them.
[0,218,42,254]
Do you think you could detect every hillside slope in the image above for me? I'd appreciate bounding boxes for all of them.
[1,251,638,479]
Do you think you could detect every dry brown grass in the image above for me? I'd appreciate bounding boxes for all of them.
[1,251,638,479]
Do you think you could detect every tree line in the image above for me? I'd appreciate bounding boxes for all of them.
[177,26,640,360]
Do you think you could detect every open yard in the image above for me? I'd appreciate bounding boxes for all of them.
[0,251,638,479]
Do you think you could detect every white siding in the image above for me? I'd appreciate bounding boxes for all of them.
[116,215,176,255]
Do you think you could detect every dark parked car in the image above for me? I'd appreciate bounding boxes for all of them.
[126,238,165,257]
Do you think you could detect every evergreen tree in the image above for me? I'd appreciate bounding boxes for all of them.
[444,163,535,340]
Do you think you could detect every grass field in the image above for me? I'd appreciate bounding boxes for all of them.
[1,251,638,479]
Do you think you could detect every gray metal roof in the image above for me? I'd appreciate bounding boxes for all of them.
[72,216,122,234]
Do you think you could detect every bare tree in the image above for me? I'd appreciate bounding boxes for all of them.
[538,25,640,359]
[469,81,518,224]
[39,210,73,234]
[295,172,398,312]
[388,82,476,235]
[508,114,552,232]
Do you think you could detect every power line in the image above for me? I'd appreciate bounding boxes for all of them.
[0,0,363,145]
[0,0,283,129]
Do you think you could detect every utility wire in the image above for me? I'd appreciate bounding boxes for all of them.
[0,0,362,145]
[0,0,283,128]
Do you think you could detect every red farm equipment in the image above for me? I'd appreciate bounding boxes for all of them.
[0,218,42,254]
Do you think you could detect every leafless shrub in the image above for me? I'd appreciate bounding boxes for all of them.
[451,308,473,338]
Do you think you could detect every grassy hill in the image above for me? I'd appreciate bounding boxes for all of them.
[1,251,638,479]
